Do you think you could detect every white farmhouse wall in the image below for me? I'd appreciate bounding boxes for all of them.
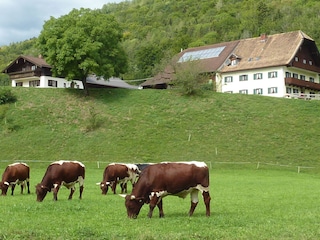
[12,76,83,89]
[219,66,320,97]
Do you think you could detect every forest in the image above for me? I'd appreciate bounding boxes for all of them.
[1,0,320,84]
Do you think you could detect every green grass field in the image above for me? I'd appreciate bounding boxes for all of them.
[0,162,319,240]
[1,87,320,239]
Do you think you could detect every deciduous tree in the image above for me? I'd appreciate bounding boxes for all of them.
[37,8,127,95]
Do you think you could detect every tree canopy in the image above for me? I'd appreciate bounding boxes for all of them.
[37,8,128,95]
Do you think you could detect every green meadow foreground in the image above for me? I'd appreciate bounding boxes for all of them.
[0,162,319,240]
[1,88,320,239]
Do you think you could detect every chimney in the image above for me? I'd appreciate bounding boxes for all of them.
[260,33,267,42]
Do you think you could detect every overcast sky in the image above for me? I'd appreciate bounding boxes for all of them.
[0,0,124,47]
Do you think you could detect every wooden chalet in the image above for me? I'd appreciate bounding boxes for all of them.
[2,55,140,89]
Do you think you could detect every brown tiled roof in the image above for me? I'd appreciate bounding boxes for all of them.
[220,30,311,73]
[142,40,239,87]
[141,66,174,86]
[21,55,52,68]
[2,55,52,73]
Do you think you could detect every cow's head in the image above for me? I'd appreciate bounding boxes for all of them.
[0,181,9,195]
[35,184,50,202]
[124,194,144,219]
[97,181,111,195]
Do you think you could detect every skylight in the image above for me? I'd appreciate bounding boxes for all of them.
[178,46,225,63]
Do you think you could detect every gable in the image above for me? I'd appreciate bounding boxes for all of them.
[220,30,320,73]
[3,55,52,74]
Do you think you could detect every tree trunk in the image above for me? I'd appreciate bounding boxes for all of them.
[82,76,89,96]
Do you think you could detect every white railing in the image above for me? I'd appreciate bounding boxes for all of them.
[284,93,320,100]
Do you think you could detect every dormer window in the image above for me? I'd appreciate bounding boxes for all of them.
[227,54,241,66]
[231,59,238,66]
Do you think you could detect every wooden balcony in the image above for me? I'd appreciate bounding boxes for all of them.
[285,77,320,91]
[285,93,320,100]
[8,70,41,80]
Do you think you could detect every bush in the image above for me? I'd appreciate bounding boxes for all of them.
[173,60,209,96]
[0,88,17,104]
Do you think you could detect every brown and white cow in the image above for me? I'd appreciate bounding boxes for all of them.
[123,161,211,218]
[36,160,85,202]
[0,162,30,196]
[98,163,140,195]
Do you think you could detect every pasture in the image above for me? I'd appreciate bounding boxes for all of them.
[0,162,319,240]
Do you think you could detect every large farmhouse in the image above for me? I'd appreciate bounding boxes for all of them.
[142,30,320,99]
[2,55,140,90]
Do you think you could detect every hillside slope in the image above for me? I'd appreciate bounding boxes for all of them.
[1,88,320,168]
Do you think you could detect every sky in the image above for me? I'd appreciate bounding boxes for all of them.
[0,0,123,47]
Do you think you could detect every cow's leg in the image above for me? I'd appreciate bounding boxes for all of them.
[148,194,160,218]
[11,184,15,196]
[79,185,84,199]
[203,191,211,216]
[20,182,24,194]
[26,179,30,194]
[79,177,84,199]
[157,199,165,218]
[112,180,117,194]
[68,186,75,200]
[121,182,127,193]
[189,190,199,216]
[53,184,60,201]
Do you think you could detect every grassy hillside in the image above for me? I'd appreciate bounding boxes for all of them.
[1,87,320,170]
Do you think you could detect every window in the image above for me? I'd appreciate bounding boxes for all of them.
[286,87,292,94]
[309,60,313,65]
[268,71,277,78]
[295,56,299,62]
[224,76,233,83]
[253,73,263,80]
[293,88,299,93]
[293,73,298,79]
[300,75,305,80]
[231,59,238,66]
[29,80,40,87]
[239,89,248,94]
[253,88,263,95]
[16,82,23,87]
[31,65,36,70]
[310,77,315,82]
[285,72,291,78]
[303,59,307,64]
[48,80,57,87]
[239,75,248,81]
[224,91,233,93]
[268,87,278,94]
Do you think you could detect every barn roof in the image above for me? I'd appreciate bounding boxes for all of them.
[220,30,314,73]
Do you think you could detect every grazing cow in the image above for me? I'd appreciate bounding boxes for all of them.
[0,162,30,196]
[135,163,153,172]
[123,161,211,218]
[36,160,85,202]
[98,163,140,195]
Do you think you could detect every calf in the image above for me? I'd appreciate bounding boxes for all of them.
[0,162,30,196]
[36,160,85,202]
[98,163,140,194]
[123,161,211,218]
